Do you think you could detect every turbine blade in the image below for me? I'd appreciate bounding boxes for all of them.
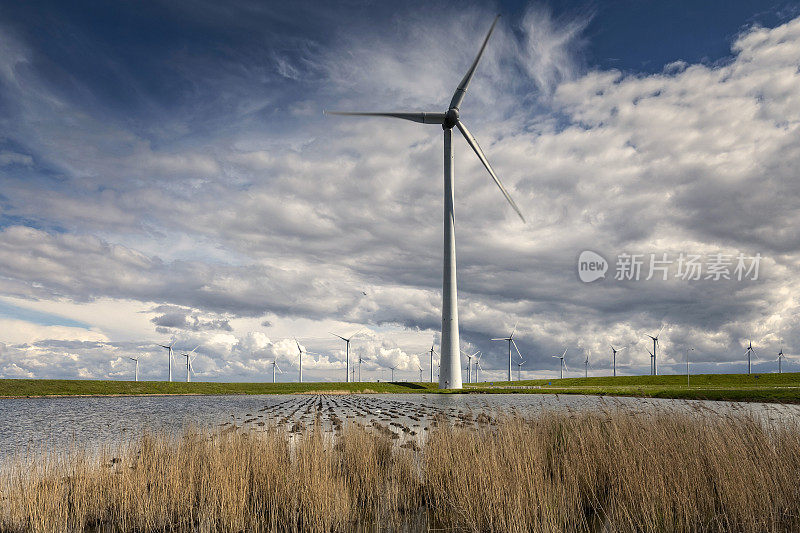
[449,14,500,110]
[330,332,348,341]
[457,121,525,221]
[512,340,523,360]
[511,320,518,338]
[324,111,445,124]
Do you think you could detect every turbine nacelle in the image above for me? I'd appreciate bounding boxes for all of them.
[443,108,459,130]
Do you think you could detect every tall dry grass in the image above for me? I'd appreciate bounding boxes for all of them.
[1,411,799,532]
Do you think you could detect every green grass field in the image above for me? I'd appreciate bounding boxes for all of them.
[2,373,800,402]
[466,372,800,403]
[0,379,438,398]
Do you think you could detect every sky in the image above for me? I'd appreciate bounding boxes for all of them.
[1,0,800,383]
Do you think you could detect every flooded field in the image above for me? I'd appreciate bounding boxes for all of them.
[3,392,800,460]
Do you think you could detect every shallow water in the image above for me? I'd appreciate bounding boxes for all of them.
[1,393,799,460]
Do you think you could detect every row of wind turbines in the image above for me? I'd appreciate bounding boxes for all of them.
[123,324,795,383]
[123,339,199,382]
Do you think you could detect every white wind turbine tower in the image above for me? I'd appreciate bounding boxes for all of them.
[418,365,424,382]
[271,359,282,383]
[389,365,397,382]
[645,325,664,376]
[516,358,525,381]
[428,343,438,383]
[553,349,568,380]
[474,353,483,382]
[294,339,320,383]
[610,345,625,377]
[491,322,522,382]
[128,357,139,382]
[331,330,363,383]
[584,353,589,378]
[326,15,525,389]
[461,349,479,384]
[180,345,199,383]
[357,353,370,382]
[157,338,176,382]
[745,340,758,375]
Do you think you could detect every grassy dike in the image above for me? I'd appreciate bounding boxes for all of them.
[467,372,800,403]
[2,372,800,402]
[0,379,438,398]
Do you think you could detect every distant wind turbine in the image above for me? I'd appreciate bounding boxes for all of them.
[428,343,438,383]
[127,356,139,382]
[180,345,199,382]
[553,349,568,380]
[326,15,524,389]
[271,359,282,383]
[584,353,589,378]
[358,353,370,382]
[474,353,483,383]
[491,322,522,381]
[294,339,320,383]
[157,338,176,382]
[331,330,363,383]
[745,341,758,375]
[516,358,525,381]
[418,365,424,382]
[389,365,397,382]
[610,345,625,377]
[645,326,664,375]
[461,349,479,384]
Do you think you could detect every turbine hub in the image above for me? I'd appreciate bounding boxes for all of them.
[443,108,459,129]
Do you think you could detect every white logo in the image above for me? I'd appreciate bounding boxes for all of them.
[578,250,608,283]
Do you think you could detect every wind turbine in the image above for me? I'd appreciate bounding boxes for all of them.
[610,345,625,377]
[127,357,139,382]
[326,15,524,389]
[357,353,370,382]
[645,326,664,375]
[331,330,363,383]
[474,353,483,382]
[516,358,525,381]
[491,322,522,382]
[180,345,199,383]
[461,349,479,384]
[745,340,758,375]
[271,360,282,383]
[583,353,589,378]
[553,349,568,380]
[428,343,438,383]
[418,365,424,382]
[294,339,320,383]
[389,365,397,382]
[157,338,176,382]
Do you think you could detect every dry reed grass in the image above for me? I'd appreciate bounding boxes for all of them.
[1,410,799,532]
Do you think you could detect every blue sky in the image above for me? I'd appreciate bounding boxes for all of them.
[1,0,800,382]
